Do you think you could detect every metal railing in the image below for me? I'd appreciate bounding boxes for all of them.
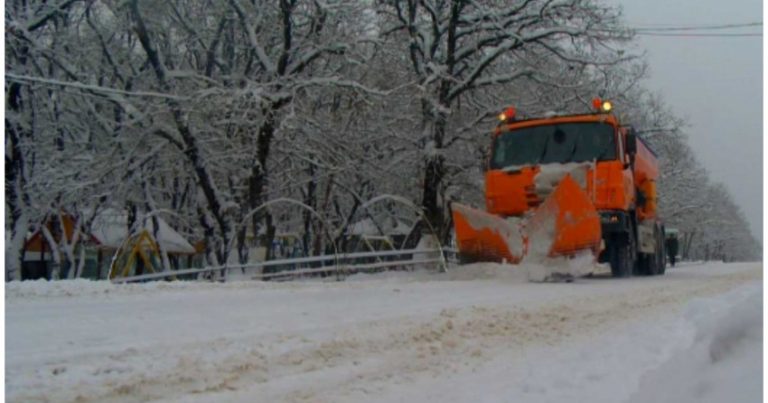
[112,247,458,284]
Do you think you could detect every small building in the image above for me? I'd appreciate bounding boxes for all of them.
[21,214,100,280]
[21,210,202,280]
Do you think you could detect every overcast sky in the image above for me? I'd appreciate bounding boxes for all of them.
[611,0,763,242]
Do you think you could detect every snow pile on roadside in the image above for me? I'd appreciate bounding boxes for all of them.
[345,262,526,282]
[5,257,593,301]
[6,261,520,300]
[440,262,525,281]
[627,284,762,403]
[523,253,597,282]
[518,206,598,282]
[441,259,598,283]
[350,258,596,284]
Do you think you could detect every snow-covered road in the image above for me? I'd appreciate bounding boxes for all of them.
[5,261,762,403]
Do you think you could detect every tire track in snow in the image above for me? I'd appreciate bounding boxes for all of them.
[275,267,761,403]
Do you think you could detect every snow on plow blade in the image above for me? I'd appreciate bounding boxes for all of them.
[452,174,601,263]
[452,203,524,264]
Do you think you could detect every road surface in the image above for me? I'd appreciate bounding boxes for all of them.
[5,261,762,402]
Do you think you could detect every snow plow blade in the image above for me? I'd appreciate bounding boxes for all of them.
[452,174,601,263]
[526,174,602,258]
[452,203,524,264]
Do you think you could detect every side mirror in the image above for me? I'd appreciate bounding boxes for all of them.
[625,130,637,155]
[622,129,637,169]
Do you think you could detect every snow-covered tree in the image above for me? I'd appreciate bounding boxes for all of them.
[376,0,634,238]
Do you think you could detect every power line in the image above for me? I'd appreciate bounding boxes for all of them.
[593,21,762,38]
[632,22,762,31]
[634,32,762,37]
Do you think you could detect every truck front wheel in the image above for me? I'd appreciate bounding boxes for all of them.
[609,233,635,278]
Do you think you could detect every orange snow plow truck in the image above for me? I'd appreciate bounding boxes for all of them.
[452,99,666,277]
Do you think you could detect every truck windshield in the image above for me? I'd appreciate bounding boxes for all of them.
[490,122,616,169]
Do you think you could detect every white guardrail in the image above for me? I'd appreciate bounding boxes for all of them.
[111,248,459,284]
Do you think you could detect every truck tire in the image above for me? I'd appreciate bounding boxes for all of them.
[609,233,634,278]
[647,250,660,275]
[637,223,666,276]
[637,253,653,276]
[656,251,666,275]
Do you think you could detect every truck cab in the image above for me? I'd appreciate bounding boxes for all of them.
[483,102,664,277]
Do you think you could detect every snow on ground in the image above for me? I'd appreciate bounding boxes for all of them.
[5,261,762,403]
[627,280,762,403]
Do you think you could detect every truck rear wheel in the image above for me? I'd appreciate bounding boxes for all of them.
[637,253,653,276]
[637,224,665,276]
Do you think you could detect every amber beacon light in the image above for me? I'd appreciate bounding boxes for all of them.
[592,97,613,113]
[498,106,516,122]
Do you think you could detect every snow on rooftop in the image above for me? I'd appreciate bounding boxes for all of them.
[144,217,196,254]
[90,209,195,254]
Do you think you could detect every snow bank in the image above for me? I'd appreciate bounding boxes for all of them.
[440,262,526,281]
[344,262,526,283]
[627,284,762,403]
[4,257,595,302]
[523,253,597,282]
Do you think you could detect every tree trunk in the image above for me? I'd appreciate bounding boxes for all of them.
[420,107,449,242]
[6,212,28,281]
[236,220,248,270]
[303,160,317,256]
[249,105,282,260]
[6,79,30,281]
